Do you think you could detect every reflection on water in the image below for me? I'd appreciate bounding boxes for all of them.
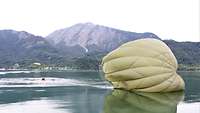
[103,89,184,113]
[179,71,200,102]
[0,100,70,113]
[0,87,110,113]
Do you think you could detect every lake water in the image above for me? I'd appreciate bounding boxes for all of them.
[0,71,199,113]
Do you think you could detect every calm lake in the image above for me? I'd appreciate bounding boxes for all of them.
[0,71,199,113]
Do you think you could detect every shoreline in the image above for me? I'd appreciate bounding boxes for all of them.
[0,69,200,73]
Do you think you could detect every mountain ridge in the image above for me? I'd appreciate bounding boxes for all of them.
[46,23,160,55]
[0,30,61,67]
[0,23,199,70]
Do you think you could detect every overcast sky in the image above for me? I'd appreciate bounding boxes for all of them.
[0,0,199,42]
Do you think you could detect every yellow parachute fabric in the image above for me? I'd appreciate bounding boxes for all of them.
[102,38,185,92]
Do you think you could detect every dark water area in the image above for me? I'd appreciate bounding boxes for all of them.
[179,71,200,103]
[0,71,199,113]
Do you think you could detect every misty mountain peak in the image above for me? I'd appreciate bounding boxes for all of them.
[46,22,159,53]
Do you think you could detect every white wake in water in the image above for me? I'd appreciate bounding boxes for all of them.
[0,77,113,89]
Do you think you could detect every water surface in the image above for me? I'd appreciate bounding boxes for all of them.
[0,71,199,113]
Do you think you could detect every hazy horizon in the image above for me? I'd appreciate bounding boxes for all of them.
[0,0,199,42]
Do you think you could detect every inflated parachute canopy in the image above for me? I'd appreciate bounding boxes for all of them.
[103,89,184,113]
[102,38,185,92]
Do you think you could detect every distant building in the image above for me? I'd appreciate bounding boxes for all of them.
[13,63,20,69]
[0,68,6,71]
[33,63,41,66]
[31,62,42,69]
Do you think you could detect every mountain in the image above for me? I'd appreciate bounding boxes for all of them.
[0,30,61,67]
[164,40,200,65]
[46,23,160,56]
[46,22,200,70]
[0,23,199,70]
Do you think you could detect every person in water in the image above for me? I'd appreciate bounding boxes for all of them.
[41,78,45,81]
